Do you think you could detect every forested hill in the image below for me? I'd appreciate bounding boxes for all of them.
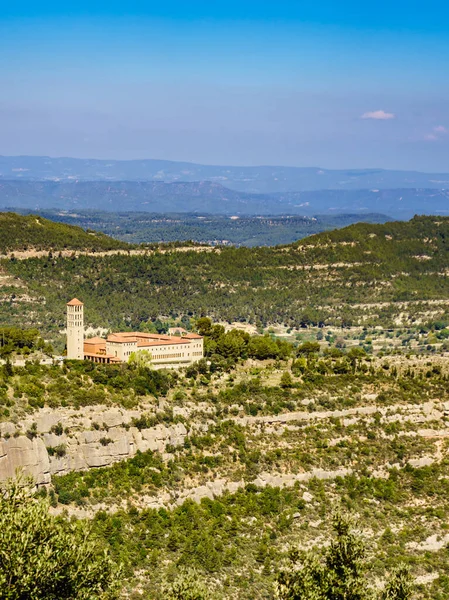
[0,212,130,253]
[3,215,449,337]
[8,209,389,247]
[294,214,449,261]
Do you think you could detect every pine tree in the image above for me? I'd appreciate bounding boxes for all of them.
[275,513,413,600]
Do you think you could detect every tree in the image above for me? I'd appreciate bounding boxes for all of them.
[162,569,211,600]
[247,335,280,360]
[128,349,153,370]
[0,478,119,600]
[196,318,213,337]
[347,347,367,373]
[280,371,293,389]
[216,331,247,360]
[296,342,320,357]
[274,513,413,600]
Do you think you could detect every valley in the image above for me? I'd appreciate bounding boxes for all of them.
[6,210,390,247]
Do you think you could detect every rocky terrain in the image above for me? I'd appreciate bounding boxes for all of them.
[2,351,449,598]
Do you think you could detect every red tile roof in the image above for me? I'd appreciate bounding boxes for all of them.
[84,337,106,344]
[107,334,137,343]
[137,339,188,347]
[91,330,202,346]
[67,298,83,306]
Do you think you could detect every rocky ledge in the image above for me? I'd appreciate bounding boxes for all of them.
[0,405,188,486]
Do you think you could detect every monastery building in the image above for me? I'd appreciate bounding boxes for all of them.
[66,298,203,368]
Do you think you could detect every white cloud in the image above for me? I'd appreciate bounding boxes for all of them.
[424,125,448,141]
[361,110,396,120]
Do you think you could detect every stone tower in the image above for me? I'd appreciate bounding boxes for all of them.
[66,298,84,359]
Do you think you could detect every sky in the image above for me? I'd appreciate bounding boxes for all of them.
[1,1,449,171]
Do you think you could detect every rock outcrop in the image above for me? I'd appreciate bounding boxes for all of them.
[0,406,188,485]
[0,436,50,485]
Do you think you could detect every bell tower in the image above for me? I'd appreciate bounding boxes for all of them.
[66,298,84,359]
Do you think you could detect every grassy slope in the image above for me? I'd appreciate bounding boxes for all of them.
[0,212,130,253]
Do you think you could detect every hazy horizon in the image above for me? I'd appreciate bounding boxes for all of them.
[2,152,449,175]
[1,1,448,171]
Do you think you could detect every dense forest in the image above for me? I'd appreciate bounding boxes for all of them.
[10,209,389,246]
[0,212,129,253]
[2,215,449,338]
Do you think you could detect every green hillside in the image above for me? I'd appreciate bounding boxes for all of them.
[2,214,449,337]
[3,214,449,599]
[0,212,130,253]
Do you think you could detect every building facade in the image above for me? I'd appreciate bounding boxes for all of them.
[66,298,84,360]
[66,299,204,368]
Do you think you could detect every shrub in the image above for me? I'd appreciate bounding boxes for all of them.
[274,513,413,600]
[47,444,67,458]
[163,568,212,599]
[0,478,120,599]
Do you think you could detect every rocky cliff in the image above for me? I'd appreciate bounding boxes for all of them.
[0,405,188,486]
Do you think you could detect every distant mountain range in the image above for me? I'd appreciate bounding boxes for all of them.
[1,155,449,194]
[1,155,448,217]
[1,179,448,217]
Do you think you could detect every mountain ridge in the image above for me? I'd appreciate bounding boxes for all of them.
[1,154,449,193]
[1,179,448,217]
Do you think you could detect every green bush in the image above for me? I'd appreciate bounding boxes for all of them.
[0,478,120,599]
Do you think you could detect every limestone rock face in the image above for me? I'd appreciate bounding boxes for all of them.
[0,422,16,437]
[0,405,188,485]
[0,436,50,485]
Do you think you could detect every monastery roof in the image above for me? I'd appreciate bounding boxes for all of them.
[103,331,203,345]
[107,334,138,343]
[133,332,172,341]
[84,337,106,344]
[137,338,188,347]
[67,298,83,306]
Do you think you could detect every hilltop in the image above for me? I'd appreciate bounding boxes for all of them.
[0,212,130,253]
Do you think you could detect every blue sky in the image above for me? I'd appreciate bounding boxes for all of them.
[1,1,449,171]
